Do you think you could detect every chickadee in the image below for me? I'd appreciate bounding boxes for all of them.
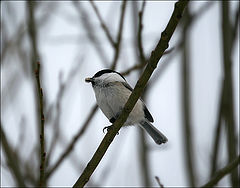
[85,69,168,145]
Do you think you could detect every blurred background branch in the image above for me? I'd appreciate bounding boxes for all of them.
[180,6,197,186]
[202,155,240,187]
[1,1,239,187]
[27,1,46,186]
[219,1,238,186]
[1,124,26,187]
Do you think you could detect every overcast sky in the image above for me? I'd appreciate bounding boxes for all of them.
[1,1,239,187]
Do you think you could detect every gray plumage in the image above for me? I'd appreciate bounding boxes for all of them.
[140,121,168,145]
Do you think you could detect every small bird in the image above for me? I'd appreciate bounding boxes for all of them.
[85,69,168,145]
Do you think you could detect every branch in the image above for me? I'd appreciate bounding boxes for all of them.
[0,125,26,187]
[120,47,174,76]
[46,2,127,174]
[122,1,214,77]
[90,0,127,70]
[27,1,46,186]
[210,85,224,176]
[73,1,188,187]
[155,176,164,188]
[111,0,127,70]
[72,1,109,66]
[34,61,46,186]
[230,4,239,52]
[221,1,238,186]
[138,0,146,64]
[180,6,196,186]
[136,2,151,186]
[201,155,240,187]
[89,0,115,47]
[46,104,98,179]
[45,61,82,169]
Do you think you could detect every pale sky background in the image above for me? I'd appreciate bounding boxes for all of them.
[1,1,239,187]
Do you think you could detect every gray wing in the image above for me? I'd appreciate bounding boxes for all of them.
[121,82,154,123]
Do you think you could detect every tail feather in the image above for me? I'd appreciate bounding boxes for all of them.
[140,121,168,145]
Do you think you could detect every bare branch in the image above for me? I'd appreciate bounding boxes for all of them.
[46,104,98,179]
[201,155,240,187]
[138,0,146,64]
[221,1,238,186]
[111,0,127,70]
[155,176,164,188]
[46,61,82,168]
[230,5,239,52]
[72,1,109,66]
[89,0,115,47]
[27,1,46,186]
[121,47,174,76]
[122,1,214,77]
[72,1,188,187]
[210,86,224,176]
[1,125,26,187]
[180,6,197,186]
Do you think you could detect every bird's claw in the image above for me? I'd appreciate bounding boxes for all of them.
[102,125,119,135]
[103,125,112,133]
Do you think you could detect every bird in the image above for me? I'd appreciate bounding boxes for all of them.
[85,69,168,145]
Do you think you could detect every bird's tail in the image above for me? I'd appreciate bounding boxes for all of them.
[140,121,168,145]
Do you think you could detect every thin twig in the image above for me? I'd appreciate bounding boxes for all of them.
[72,1,109,66]
[1,125,26,187]
[46,2,127,175]
[72,1,188,187]
[45,72,65,167]
[35,61,46,186]
[111,0,127,70]
[122,1,214,77]
[121,47,174,76]
[89,0,115,47]
[27,1,46,186]
[121,62,146,76]
[138,0,146,64]
[201,155,240,187]
[33,60,46,187]
[155,176,164,188]
[90,0,127,70]
[210,85,224,176]
[46,104,98,179]
[45,61,82,168]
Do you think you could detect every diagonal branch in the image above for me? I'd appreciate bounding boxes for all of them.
[1,124,26,187]
[46,3,127,174]
[201,155,240,187]
[89,0,127,70]
[122,1,214,77]
[89,0,115,47]
[45,61,82,169]
[72,1,188,187]
[46,104,98,179]
[72,1,109,66]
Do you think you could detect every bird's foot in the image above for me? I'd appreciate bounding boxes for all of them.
[103,125,119,135]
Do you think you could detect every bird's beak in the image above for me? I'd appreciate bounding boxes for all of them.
[85,77,93,83]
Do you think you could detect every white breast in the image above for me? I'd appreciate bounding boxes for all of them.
[93,82,145,126]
